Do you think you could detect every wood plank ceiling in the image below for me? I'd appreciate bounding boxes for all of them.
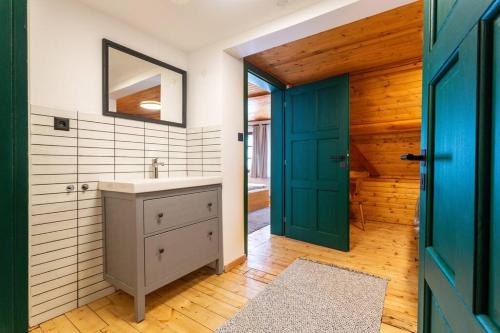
[245,1,423,86]
[248,82,271,121]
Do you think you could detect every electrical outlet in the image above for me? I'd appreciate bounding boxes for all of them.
[54,117,70,131]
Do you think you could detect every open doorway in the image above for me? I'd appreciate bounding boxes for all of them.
[244,66,285,255]
[247,83,271,236]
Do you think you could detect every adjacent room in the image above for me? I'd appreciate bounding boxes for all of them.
[247,81,272,237]
[2,0,497,332]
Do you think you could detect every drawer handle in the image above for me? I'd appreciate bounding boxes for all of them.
[207,202,213,209]
[159,248,165,254]
[157,213,164,223]
[208,231,213,240]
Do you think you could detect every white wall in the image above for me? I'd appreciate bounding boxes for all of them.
[29,0,187,114]
[187,46,245,265]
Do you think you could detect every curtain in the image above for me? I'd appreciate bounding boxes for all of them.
[250,124,269,178]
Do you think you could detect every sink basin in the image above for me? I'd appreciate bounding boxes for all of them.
[98,176,222,193]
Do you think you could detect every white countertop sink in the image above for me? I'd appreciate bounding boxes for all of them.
[98,176,222,194]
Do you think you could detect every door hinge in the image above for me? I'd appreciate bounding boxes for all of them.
[284,159,287,167]
[283,216,286,224]
[420,173,426,191]
[284,101,287,108]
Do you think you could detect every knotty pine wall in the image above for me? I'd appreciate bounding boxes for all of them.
[349,61,422,226]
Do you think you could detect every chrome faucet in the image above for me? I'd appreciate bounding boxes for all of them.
[152,158,165,179]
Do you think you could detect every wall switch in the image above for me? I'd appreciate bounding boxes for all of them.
[238,132,244,141]
[54,117,70,131]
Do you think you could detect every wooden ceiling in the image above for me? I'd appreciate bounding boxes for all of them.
[116,85,161,120]
[248,94,271,121]
[248,82,271,121]
[248,82,269,98]
[245,1,423,86]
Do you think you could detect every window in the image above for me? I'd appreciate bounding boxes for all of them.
[247,132,253,174]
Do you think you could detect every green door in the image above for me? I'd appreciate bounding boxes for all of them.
[284,75,349,251]
[0,0,28,332]
[419,1,499,332]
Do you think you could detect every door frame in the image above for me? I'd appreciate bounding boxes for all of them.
[243,61,286,254]
[0,0,29,331]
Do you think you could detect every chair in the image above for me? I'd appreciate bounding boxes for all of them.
[349,171,369,230]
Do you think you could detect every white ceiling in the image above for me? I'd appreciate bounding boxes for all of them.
[77,0,326,51]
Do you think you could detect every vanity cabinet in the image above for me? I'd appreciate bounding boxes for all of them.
[101,183,223,322]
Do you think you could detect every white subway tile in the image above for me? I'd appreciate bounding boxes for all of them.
[78,113,114,124]
[115,117,144,128]
[31,105,77,119]
[78,138,114,149]
[145,128,168,138]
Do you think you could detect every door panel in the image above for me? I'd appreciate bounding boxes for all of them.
[285,75,349,251]
[424,25,485,333]
[420,0,500,332]
[431,50,476,291]
[427,0,492,75]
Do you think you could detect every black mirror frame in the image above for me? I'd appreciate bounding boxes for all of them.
[102,38,187,128]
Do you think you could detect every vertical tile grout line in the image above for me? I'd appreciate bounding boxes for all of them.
[76,111,80,308]
[113,117,116,181]
[143,121,146,179]
[202,128,204,177]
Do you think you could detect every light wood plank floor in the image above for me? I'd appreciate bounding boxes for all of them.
[30,222,419,333]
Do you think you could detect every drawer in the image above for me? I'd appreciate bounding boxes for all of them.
[144,219,219,288]
[143,190,218,234]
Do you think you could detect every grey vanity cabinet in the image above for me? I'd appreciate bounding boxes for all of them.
[102,184,223,322]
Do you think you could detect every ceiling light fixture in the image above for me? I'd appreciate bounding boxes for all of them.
[140,101,161,110]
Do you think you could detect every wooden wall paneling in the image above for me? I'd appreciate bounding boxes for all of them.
[350,178,420,226]
[350,143,380,177]
[352,132,421,179]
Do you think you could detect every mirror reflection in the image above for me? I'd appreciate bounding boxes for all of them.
[103,40,186,127]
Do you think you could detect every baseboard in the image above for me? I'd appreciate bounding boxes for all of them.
[224,255,247,272]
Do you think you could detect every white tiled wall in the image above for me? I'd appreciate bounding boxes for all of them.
[29,105,220,325]
[187,126,222,176]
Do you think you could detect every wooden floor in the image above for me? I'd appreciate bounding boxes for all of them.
[30,222,419,333]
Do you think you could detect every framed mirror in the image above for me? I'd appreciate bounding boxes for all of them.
[102,39,186,127]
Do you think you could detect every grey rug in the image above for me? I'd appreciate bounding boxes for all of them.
[248,207,270,234]
[216,259,388,333]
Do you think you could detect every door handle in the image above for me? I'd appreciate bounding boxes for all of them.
[401,150,426,165]
[400,154,425,161]
[329,155,346,162]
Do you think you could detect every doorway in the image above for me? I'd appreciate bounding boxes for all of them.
[244,64,285,255]
[247,84,271,236]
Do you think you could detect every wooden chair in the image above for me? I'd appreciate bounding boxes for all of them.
[349,171,369,230]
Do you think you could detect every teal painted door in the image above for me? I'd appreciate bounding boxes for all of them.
[284,75,349,251]
[0,0,28,332]
[419,1,500,332]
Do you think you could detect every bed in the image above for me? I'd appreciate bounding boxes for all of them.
[248,183,270,212]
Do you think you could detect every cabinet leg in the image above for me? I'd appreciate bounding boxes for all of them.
[134,295,145,322]
[216,259,224,275]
